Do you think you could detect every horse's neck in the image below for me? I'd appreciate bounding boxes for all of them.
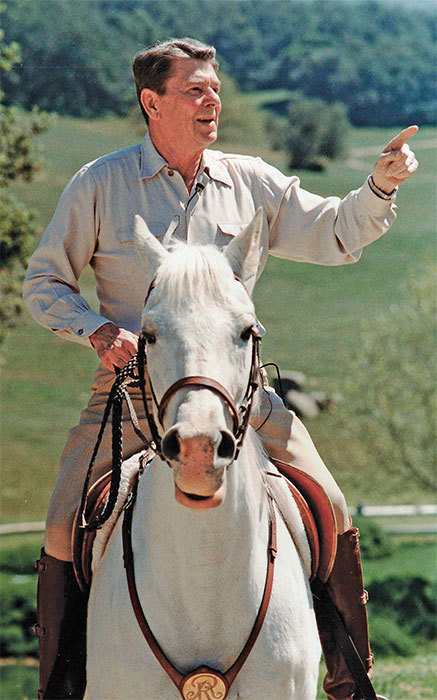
[134,429,269,592]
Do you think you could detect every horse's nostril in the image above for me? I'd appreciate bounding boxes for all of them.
[217,431,236,460]
[162,428,180,460]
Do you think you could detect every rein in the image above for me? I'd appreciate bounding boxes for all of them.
[122,469,278,700]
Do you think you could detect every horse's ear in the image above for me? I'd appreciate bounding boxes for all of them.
[134,214,169,276]
[223,207,264,295]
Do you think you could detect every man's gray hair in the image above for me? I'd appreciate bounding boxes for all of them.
[132,38,219,124]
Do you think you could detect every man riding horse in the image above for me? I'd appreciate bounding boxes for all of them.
[23,38,418,699]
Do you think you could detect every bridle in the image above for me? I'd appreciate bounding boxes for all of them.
[80,274,262,531]
[137,275,262,465]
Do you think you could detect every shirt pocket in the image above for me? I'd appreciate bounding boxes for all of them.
[116,224,166,245]
[216,222,249,249]
[115,225,166,281]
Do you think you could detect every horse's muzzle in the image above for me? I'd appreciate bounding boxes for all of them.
[161,425,236,467]
[161,428,235,509]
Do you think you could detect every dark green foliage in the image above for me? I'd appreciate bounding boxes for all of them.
[0,26,51,342]
[0,573,38,658]
[1,0,157,117]
[353,515,395,560]
[368,614,416,657]
[0,540,40,575]
[0,540,39,658]
[269,93,350,169]
[2,0,435,125]
[368,576,437,642]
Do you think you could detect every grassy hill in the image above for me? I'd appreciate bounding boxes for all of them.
[1,113,435,524]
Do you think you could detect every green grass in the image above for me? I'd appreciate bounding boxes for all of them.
[1,115,435,523]
[0,661,38,700]
[1,646,435,700]
[363,537,437,585]
[316,643,437,700]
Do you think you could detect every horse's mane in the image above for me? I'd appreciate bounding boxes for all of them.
[153,243,236,309]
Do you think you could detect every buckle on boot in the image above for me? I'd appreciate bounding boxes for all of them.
[360,589,369,605]
[34,558,47,574]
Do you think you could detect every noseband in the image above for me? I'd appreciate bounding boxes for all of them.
[139,275,262,463]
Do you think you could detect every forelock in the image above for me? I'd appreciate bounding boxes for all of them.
[153,244,235,310]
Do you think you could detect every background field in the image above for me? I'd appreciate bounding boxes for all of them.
[1,113,436,700]
[1,116,435,523]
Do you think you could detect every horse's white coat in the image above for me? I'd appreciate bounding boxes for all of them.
[85,214,320,699]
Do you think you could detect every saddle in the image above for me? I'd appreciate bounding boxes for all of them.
[72,459,337,594]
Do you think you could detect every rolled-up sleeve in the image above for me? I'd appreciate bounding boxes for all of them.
[22,166,110,346]
[257,159,397,265]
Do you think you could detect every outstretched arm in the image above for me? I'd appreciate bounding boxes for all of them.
[371,125,419,195]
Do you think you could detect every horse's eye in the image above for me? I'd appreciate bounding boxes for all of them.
[143,332,156,345]
[240,326,253,342]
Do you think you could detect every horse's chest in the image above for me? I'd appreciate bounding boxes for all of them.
[87,520,319,699]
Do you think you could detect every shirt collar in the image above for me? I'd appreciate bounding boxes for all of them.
[139,132,168,180]
[202,149,233,188]
[139,132,233,188]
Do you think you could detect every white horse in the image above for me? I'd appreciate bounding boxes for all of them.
[85,211,321,699]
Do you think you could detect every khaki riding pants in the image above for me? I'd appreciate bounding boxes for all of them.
[45,366,349,561]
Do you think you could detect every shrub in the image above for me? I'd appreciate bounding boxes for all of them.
[336,269,436,492]
[0,573,38,658]
[368,576,437,642]
[369,614,416,658]
[271,92,350,170]
[1,542,40,575]
[353,515,395,560]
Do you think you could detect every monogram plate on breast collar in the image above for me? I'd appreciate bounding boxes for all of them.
[180,667,229,700]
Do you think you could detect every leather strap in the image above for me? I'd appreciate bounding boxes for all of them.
[313,584,377,700]
[122,475,277,698]
[158,376,239,433]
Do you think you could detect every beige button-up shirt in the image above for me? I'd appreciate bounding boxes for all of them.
[23,132,396,346]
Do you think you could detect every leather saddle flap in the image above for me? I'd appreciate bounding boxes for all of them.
[271,459,337,583]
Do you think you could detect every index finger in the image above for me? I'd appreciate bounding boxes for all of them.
[383,125,419,153]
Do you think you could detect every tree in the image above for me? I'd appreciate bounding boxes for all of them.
[2,0,435,125]
[336,268,436,491]
[271,92,349,170]
[0,23,51,342]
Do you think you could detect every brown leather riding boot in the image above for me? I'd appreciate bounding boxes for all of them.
[312,526,375,700]
[34,549,87,699]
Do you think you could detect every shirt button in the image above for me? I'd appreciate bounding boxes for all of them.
[168,169,174,177]
[78,329,84,335]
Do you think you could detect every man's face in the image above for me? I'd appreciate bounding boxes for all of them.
[145,58,222,156]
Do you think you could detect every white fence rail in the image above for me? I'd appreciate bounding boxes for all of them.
[349,504,437,517]
[0,521,45,536]
[0,505,436,536]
